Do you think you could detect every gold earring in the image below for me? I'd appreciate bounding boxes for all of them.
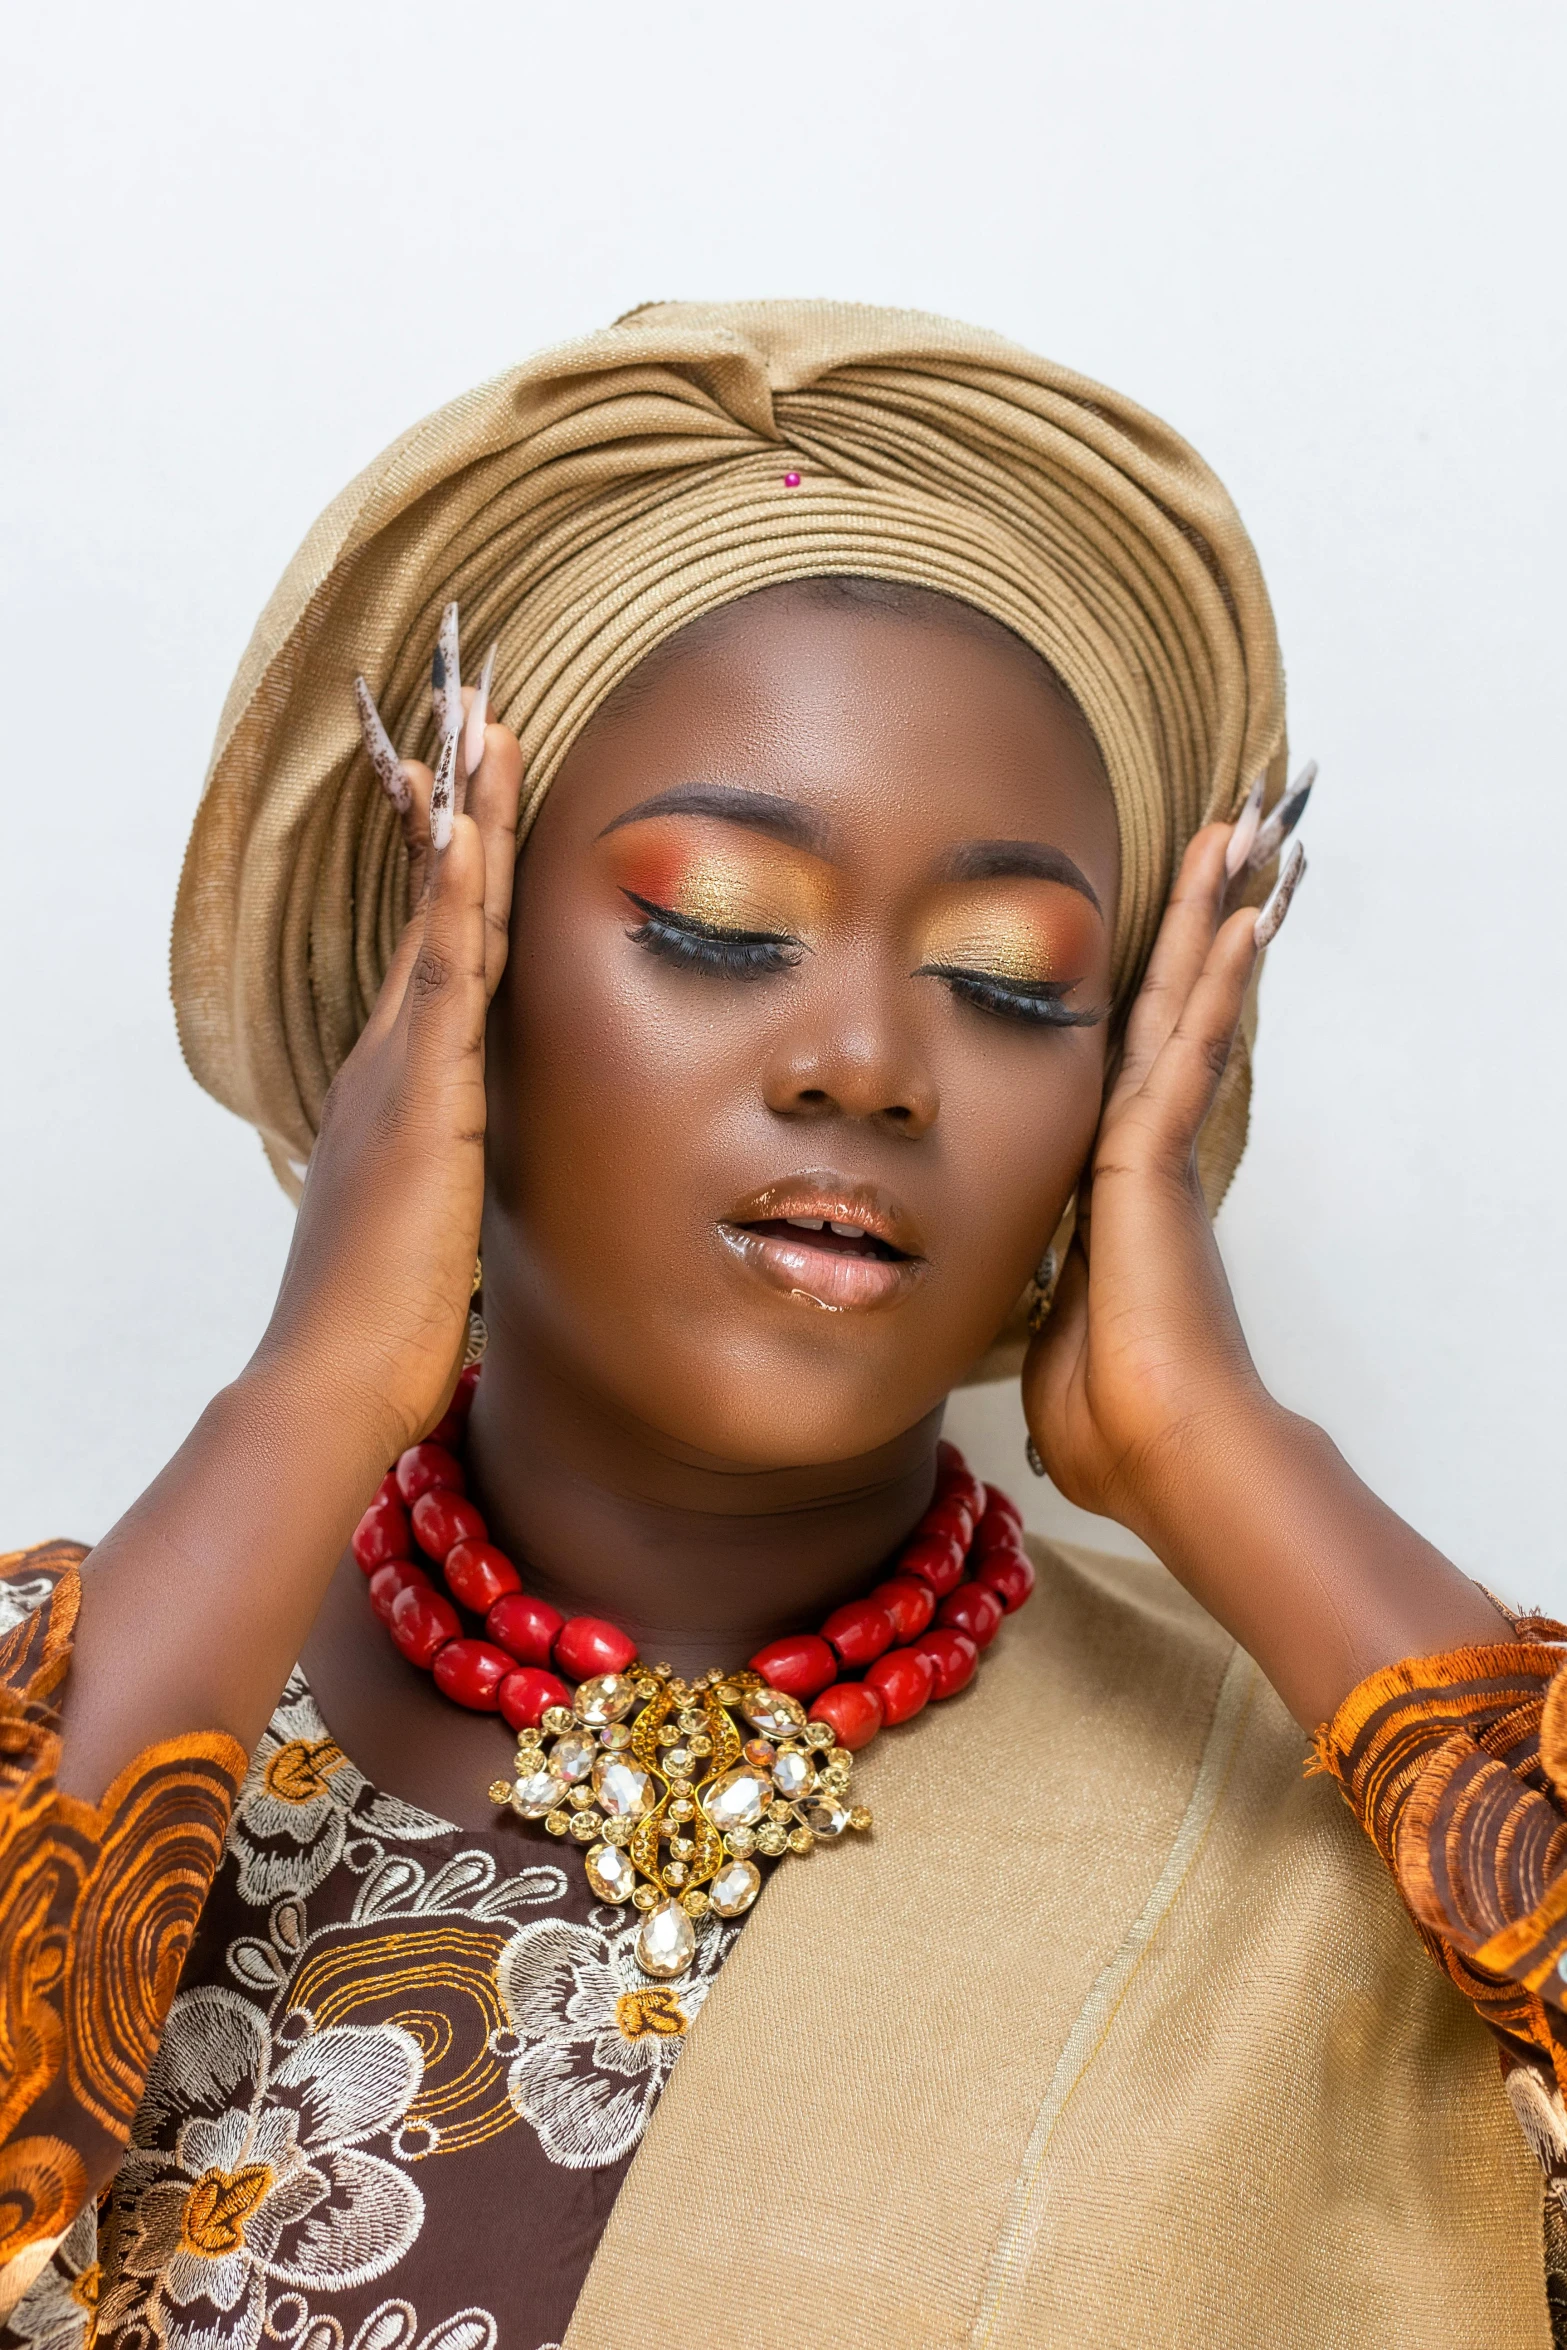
[1023,1248,1058,1478]
[464,1254,488,1367]
[1025,1247,1059,1334]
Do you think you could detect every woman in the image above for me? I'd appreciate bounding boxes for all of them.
[3,302,1564,2350]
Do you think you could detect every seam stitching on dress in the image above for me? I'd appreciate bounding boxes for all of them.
[969,1642,1258,2348]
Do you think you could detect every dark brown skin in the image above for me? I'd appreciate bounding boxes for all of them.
[58,584,1507,1826]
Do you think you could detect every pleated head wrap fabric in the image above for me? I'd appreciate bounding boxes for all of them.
[173,300,1287,1372]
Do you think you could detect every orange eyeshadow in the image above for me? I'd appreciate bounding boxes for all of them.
[916,882,1102,987]
[602,818,829,934]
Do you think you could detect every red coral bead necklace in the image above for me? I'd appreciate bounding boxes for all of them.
[350,1364,1035,1979]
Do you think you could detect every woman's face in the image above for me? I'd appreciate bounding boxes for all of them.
[485,587,1120,1467]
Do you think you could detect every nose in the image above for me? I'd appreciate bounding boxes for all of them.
[760,984,939,1139]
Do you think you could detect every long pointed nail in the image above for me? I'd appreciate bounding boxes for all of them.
[354,677,411,814]
[1225,774,1265,876]
[463,641,497,781]
[429,727,458,855]
[1248,760,1317,872]
[1254,840,1306,948]
[432,601,462,738]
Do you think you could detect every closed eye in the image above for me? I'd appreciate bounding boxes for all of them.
[624,892,804,980]
[914,963,1105,1028]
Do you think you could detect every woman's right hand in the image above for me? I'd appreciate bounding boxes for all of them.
[250,693,523,1462]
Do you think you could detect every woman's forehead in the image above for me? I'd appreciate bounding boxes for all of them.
[538,587,1121,891]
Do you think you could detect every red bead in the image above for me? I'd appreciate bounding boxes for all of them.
[444,1539,522,1614]
[395,1443,466,1504]
[935,1442,985,1525]
[865,1645,936,1725]
[809,1680,885,1751]
[869,1576,937,1641]
[486,1590,563,1666]
[389,1581,462,1666]
[553,1615,637,1680]
[368,1559,430,1624]
[410,1489,486,1560]
[979,1482,1024,1538]
[375,1471,402,1508]
[748,1632,837,1702]
[924,1494,976,1553]
[432,1638,514,1710]
[912,1626,979,1699]
[938,1581,1005,1649]
[898,1529,966,1597]
[977,1549,1036,1613]
[352,1496,410,1573]
[820,1598,895,1669]
[498,1666,572,1731]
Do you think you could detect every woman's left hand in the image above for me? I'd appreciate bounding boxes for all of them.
[1021,820,1509,1729]
[1021,823,1272,1546]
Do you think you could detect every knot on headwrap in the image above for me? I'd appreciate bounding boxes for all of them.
[173,300,1286,1240]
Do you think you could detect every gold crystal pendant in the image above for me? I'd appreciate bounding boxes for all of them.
[488,1665,872,1977]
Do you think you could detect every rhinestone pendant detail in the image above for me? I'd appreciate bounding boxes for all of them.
[494,1664,872,1974]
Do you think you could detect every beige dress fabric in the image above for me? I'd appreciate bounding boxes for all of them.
[566,1539,1545,2349]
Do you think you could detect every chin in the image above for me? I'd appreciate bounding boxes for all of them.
[605,1311,966,1468]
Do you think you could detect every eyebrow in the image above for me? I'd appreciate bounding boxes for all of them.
[597,785,829,853]
[940,839,1104,915]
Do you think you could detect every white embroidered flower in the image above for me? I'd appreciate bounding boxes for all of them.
[495,1910,732,2169]
[98,1986,424,2350]
[228,1676,450,1906]
[4,2205,99,2350]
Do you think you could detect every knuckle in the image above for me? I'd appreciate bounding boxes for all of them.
[411,947,450,1002]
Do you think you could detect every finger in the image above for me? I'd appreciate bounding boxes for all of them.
[460,645,498,790]
[357,758,437,1044]
[1120,903,1258,1165]
[1108,824,1231,1109]
[464,721,524,996]
[397,757,435,908]
[403,812,489,1076]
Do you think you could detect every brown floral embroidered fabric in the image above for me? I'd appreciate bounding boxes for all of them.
[1312,1611,1567,2339]
[8,1544,1567,2349]
[0,1551,744,2350]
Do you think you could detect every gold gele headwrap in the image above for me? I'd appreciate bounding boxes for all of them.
[172,300,1287,1379]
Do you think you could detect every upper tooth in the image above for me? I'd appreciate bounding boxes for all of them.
[786,1216,826,1230]
[830,1221,864,1238]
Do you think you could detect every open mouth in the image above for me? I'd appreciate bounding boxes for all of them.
[718,1179,927,1313]
[736,1216,911,1263]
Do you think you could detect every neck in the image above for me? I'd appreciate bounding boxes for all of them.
[464,1338,942,1683]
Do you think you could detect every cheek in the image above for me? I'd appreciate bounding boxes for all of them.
[495,888,745,1228]
[934,1026,1107,1259]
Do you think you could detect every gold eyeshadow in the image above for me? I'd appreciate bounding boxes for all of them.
[916,881,1102,989]
[601,817,830,935]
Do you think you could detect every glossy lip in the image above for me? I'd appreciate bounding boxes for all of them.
[718,1174,928,1313]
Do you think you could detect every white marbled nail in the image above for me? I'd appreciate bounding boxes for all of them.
[429,727,458,855]
[463,641,497,782]
[1254,840,1306,948]
[354,677,411,814]
[432,600,462,738]
[1225,773,1264,877]
[1248,760,1317,872]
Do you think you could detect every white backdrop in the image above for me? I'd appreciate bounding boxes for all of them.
[3,1,1563,1607]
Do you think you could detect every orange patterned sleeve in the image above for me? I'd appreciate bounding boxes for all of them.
[1312,1613,1567,2110]
[0,1545,246,2319]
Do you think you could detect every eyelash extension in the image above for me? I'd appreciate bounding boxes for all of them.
[915,963,1104,1028]
[624,892,803,981]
